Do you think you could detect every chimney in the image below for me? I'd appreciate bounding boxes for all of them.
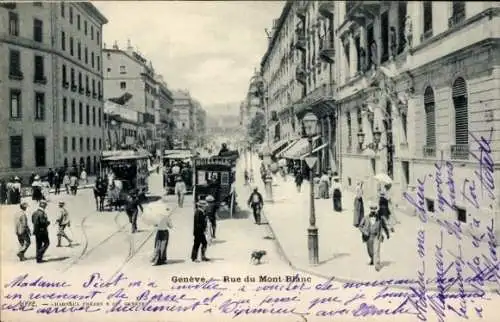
[127,39,133,51]
[112,41,119,49]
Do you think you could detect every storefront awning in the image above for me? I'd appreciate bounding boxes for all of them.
[270,138,290,156]
[282,136,320,159]
[300,142,329,159]
[276,138,300,158]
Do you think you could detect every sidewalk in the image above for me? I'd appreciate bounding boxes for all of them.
[245,154,498,292]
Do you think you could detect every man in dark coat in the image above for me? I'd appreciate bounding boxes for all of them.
[31,200,50,263]
[218,143,229,156]
[247,187,264,224]
[191,200,209,262]
[125,190,143,233]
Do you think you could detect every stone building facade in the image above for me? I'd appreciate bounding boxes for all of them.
[334,2,500,236]
[0,2,107,180]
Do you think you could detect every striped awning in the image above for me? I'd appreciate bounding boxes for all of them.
[276,138,300,158]
[300,142,328,159]
[282,136,320,159]
[270,138,290,155]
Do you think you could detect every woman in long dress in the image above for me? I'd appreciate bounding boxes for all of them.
[151,207,173,266]
[353,182,364,227]
[319,172,330,199]
[332,176,342,212]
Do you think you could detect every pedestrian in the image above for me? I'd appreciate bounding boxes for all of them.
[32,175,44,202]
[0,179,7,205]
[47,168,54,189]
[244,169,249,185]
[151,207,174,266]
[359,201,390,271]
[191,200,210,262]
[70,173,78,195]
[332,176,342,212]
[11,176,22,204]
[54,172,60,195]
[15,202,31,261]
[56,201,72,247]
[319,171,330,199]
[63,173,70,194]
[295,169,303,193]
[31,200,50,263]
[353,181,365,227]
[378,189,395,232]
[247,187,264,225]
[174,176,186,208]
[125,190,143,233]
[205,195,218,238]
[80,168,87,185]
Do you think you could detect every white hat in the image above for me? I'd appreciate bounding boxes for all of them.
[369,201,378,210]
[34,175,40,180]
[206,195,215,202]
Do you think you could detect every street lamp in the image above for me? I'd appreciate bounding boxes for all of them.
[357,126,391,152]
[303,109,319,265]
[255,73,273,202]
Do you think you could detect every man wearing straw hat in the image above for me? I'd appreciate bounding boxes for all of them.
[359,201,390,271]
[151,206,173,266]
[32,200,50,263]
[56,200,73,247]
[191,200,209,262]
[205,195,217,239]
[174,176,187,208]
[14,202,31,261]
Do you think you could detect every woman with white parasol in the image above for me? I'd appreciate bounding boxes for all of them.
[374,173,397,231]
[149,204,174,266]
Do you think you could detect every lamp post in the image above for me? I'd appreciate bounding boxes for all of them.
[303,110,319,265]
[356,126,389,152]
[256,74,273,202]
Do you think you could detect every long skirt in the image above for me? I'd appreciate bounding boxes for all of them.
[333,189,342,211]
[319,182,329,199]
[353,197,364,227]
[151,230,169,265]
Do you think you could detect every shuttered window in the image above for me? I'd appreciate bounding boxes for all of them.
[424,86,436,147]
[452,77,468,145]
[346,112,352,147]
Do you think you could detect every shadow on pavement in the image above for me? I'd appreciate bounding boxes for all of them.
[217,210,250,220]
[142,196,162,204]
[166,259,186,265]
[43,256,70,263]
[211,239,226,245]
[318,253,350,265]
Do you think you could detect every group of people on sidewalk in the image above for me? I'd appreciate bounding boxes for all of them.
[13,199,73,263]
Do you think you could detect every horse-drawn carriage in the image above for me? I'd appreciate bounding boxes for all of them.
[193,150,239,216]
[98,150,150,210]
[163,149,194,194]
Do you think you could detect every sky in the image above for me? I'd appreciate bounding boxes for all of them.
[93,0,284,115]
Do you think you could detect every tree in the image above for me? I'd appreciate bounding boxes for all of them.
[247,112,266,144]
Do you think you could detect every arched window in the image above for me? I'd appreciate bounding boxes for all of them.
[86,156,91,173]
[424,86,436,155]
[64,158,68,169]
[79,157,85,169]
[452,77,468,158]
[93,156,97,174]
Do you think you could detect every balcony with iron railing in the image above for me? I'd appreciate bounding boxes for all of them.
[296,65,307,84]
[34,75,47,85]
[319,2,334,18]
[448,10,466,28]
[9,70,24,81]
[422,145,436,158]
[451,144,469,160]
[295,27,307,51]
[295,2,306,19]
[319,34,335,63]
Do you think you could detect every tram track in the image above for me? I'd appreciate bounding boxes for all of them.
[62,210,128,272]
[112,204,180,275]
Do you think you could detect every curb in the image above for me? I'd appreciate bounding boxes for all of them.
[249,173,499,295]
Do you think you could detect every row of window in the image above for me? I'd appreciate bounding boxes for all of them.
[62,64,102,99]
[9,89,45,120]
[60,30,101,71]
[10,136,46,168]
[9,135,101,173]
[63,137,102,154]
[8,12,43,42]
[8,50,46,83]
[60,2,100,46]
[344,77,469,159]
[62,97,102,127]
